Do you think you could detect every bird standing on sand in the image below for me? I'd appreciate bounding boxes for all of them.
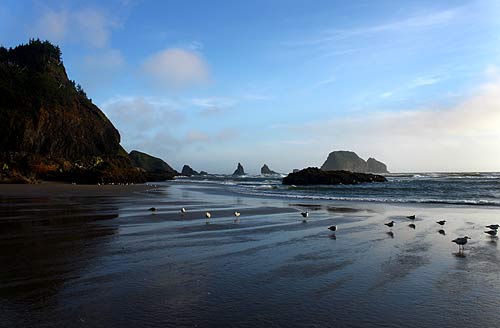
[328,225,337,232]
[437,220,446,226]
[301,212,309,223]
[205,212,211,224]
[181,208,187,215]
[234,211,241,223]
[385,221,395,228]
[452,236,471,252]
[407,215,416,220]
[486,224,499,230]
[485,230,498,236]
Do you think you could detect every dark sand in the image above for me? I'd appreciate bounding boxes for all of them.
[1,181,500,327]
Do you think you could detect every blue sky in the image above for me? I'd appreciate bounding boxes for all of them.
[2,0,500,173]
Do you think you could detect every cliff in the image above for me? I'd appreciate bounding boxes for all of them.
[0,40,144,183]
[129,150,177,181]
[320,151,388,173]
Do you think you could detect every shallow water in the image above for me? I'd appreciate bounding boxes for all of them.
[1,182,500,327]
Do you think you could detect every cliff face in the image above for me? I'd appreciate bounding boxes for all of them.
[129,150,177,181]
[320,151,388,173]
[0,40,144,183]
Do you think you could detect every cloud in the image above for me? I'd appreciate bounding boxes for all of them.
[32,7,120,48]
[142,48,209,89]
[289,77,500,172]
[84,49,125,70]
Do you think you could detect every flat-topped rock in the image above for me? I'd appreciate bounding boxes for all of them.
[282,167,387,185]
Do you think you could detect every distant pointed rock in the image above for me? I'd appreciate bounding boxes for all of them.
[232,163,245,176]
[261,164,278,175]
[199,171,208,175]
[181,165,199,177]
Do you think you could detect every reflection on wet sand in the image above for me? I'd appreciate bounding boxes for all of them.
[1,182,500,327]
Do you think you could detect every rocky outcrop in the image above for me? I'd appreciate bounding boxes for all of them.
[320,151,388,173]
[199,171,208,175]
[181,165,199,177]
[129,150,177,181]
[0,40,145,183]
[366,158,388,174]
[232,163,245,176]
[261,164,278,175]
[282,167,387,185]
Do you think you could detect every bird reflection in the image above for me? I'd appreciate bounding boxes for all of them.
[386,231,394,238]
[438,229,446,236]
[330,233,337,240]
[453,252,466,258]
[409,224,416,229]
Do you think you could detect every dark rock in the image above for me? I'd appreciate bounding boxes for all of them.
[199,171,208,175]
[320,150,389,173]
[261,164,278,175]
[129,150,177,181]
[0,40,145,184]
[282,167,387,185]
[181,165,199,177]
[366,157,389,173]
[293,169,300,173]
[232,163,245,175]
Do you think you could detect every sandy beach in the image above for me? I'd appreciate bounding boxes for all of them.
[1,181,500,327]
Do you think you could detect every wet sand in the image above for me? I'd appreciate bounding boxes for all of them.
[1,181,500,327]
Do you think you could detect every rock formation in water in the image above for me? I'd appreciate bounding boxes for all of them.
[232,163,245,175]
[282,167,387,185]
[129,150,177,181]
[181,165,199,177]
[261,164,278,175]
[199,171,208,175]
[320,151,388,173]
[366,158,388,174]
[0,40,154,183]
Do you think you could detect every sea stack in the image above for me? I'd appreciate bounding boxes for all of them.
[261,164,278,175]
[232,163,246,176]
[181,165,199,177]
[320,151,389,173]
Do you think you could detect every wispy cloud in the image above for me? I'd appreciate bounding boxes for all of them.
[290,76,500,172]
[142,48,209,89]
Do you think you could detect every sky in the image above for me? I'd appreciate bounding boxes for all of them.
[2,0,500,173]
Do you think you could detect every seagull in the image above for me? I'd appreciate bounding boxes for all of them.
[452,236,471,251]
[409,223,416,229]
[328,225,337,232]
[205,212,211,224]
[148,207,157,212]
[234,211,241,223]
[486,224,499,230]
[485,230,498,236]
[385,221,395,228]
[437,220,446,226]
[181,208,187,215]
[407,215,416,220]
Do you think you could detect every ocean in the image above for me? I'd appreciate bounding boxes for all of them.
[176,172,500,207]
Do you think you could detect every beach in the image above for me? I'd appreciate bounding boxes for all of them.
[1,180,500,327]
